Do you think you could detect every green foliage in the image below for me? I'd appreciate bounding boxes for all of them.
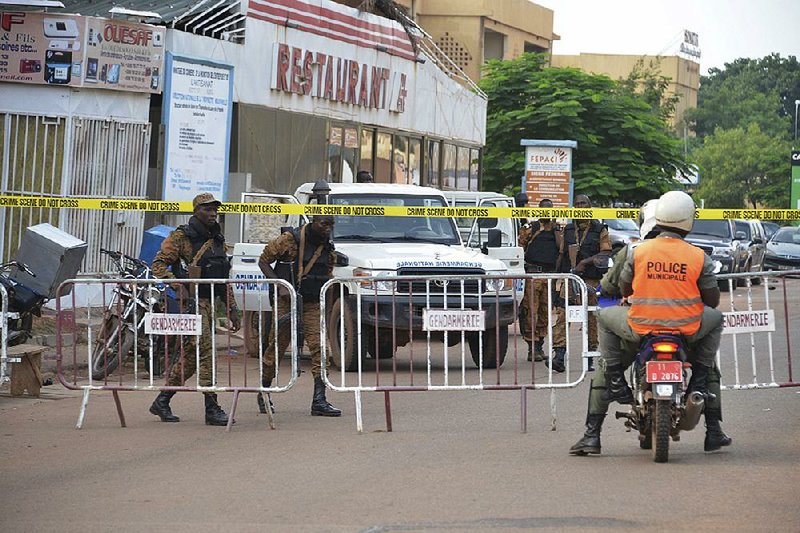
[688,54,798,139]
[479,53,689,205]
[694,124,791,208]
[619,57,681,125]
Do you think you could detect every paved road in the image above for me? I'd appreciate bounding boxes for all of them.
[1,278,798,532]
[1,367,798,532]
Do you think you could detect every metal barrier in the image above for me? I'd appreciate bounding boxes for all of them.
[55,277,298,430]
[0,284,8,384]
[716,270,800,390]
[320,273,595,433]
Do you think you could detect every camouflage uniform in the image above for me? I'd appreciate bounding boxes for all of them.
[552,220,612,351]
[259,231,335,380]
[152,223,232,387]
[518,221,562,344]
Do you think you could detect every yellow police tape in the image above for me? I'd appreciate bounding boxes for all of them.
[0,195,798,220]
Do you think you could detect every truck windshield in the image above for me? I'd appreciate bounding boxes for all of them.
[329,194,461,244]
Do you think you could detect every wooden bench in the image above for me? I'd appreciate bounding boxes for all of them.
[8,344,47,397]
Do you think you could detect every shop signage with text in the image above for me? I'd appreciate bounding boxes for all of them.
[270,43,407,113]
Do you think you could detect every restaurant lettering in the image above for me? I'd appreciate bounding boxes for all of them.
[271,43,407,113]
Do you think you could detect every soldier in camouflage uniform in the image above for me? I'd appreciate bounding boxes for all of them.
[518,198,562,362]
[549,194,612,372]
[570,200,732,455]
[257,215,341,417]
[149,193,241,426]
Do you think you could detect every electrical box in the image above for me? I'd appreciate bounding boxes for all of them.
[12,223,87,298]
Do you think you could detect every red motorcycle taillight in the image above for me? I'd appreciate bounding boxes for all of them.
[652,341,678,353]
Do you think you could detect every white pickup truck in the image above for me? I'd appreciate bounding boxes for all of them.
[230,182,522,370]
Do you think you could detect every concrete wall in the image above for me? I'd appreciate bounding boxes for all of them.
[550,53,699,128]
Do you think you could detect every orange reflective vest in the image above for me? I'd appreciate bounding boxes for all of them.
[627,237,706,336]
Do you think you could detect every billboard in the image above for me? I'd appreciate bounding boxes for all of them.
[0,11,164,92]
[162,54,234,203]
[520,140,577,207]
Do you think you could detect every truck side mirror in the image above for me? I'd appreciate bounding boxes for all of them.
[482,229,502,253]
[735,231,747,241]
[334,251,349,267]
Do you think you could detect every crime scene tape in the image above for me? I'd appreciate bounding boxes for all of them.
[0,195,798,220]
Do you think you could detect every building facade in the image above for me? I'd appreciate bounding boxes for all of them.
[550,53,699,129]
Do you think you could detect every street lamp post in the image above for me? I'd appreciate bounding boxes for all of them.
[795,99,800,141]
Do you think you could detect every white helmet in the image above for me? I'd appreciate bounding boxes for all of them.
[655,190,696,233]
[638,199,659,239]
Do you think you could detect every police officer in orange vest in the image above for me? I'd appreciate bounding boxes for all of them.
[598,190,723,406]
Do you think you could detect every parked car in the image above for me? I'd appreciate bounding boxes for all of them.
[764,226,800,271]
[762,221,781,241]
[686,219,747,291]
[604,218,641,253]
[734,219,767,284]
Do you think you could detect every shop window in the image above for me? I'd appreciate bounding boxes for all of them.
[393,135,410,184]
[342,127,358,183]
[375,132,392,183]
[470,148,480,191]
[409,138,421,186]
[456,146,470,190]
[425,139,440,188]
[327,126,343,182]
[359,129,374,175]
[442,143,457,190]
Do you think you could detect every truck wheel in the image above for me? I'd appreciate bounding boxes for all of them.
[327,298,359,372]
[468,325,508,369]
[366,330,396,359]
[243,311,272,358]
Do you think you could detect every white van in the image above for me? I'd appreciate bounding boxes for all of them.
[230,183,519,369]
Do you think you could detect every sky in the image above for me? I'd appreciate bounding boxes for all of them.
[533,0,799,75]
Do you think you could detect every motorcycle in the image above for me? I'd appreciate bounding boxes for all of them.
[90,249,175,380]
[0,261,47,346]
[615,333,706,463]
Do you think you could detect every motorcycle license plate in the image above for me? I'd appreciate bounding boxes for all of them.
[646,361,682,383]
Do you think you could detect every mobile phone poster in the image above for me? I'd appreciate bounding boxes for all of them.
[0,11,164,93]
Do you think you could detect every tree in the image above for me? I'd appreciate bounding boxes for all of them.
[694,124,791,208]
[479,53,689,205]
[687,54,799,139]
[619,57,681,125]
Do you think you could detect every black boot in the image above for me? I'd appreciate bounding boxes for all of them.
[311,376,341,417]
[149,391,180,422]
[704,408,732,452]
[533,340,545,362]
[256,378,275,414]
[546,347,566,373]
[526,340,533,362]
[602,364,634,404]
[569,414,605,455]
[587,348,596,371]
[204,393,230,426]
[689,363,711,397]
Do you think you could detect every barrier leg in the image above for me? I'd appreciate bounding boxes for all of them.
[384,391,392,432]
[355,390,363,434]
[227,390,239,432]
[521,387,528,434]
[550,389,557,431]
[76,388,90,430]
[112,390,126,428]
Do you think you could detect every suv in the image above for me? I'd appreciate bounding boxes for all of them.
[604,218,641,253]
[231,183,521,370]
[686,219,747,290]
[733,220,767,284]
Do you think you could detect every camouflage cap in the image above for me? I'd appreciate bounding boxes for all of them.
[192,192,221,210]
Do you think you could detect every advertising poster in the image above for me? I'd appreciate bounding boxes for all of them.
[0,11,84,86]
[83,17,165,93]
[523,143,575,207]
[0,11,164,92]
[162,54,233,203]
